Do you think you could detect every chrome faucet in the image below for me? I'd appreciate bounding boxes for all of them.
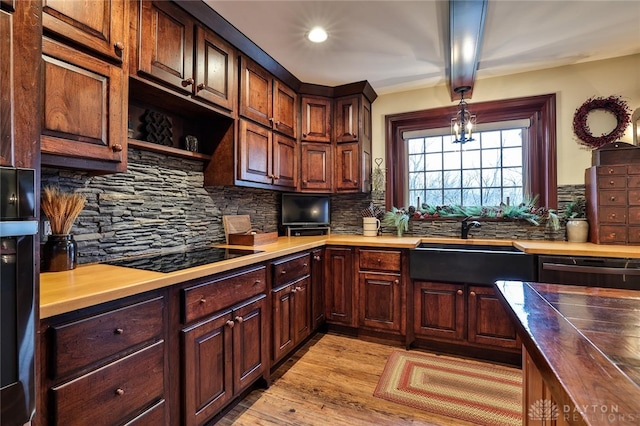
[461,217,481,239]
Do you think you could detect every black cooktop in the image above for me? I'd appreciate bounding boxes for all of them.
[105,247,262,273]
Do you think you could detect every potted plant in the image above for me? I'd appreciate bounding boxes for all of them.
[562,197,588,242]
[383,207,409,237]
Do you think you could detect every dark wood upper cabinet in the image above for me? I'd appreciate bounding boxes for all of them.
[239,56,297,138]
[334,96,360,143]
[136,0,194,94]
[300,142,332,192]
[42,0,127,62]
[41,37,127,172]
[194,25,236,112]
[301,96,331,143]
[0,10,12,166]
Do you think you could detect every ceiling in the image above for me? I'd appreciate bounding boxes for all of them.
[203,0,640,96]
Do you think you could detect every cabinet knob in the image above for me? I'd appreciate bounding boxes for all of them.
[182,77,194,87]
[114,328,124,335]
[199,298,206,304]
[456,289,463,296]
[295,286,303,291]
[377,258,381,263]
[314,255,321,261]
[303,180,308,184]
[196,83,205,91]
[114,41,125,52]
[610,180,615,185]
[291,288,297,293]
[254,280,261,285]
[115,388,125,396]
[394,279,399,284]
[235,316,244,323]
[273,175,279,181]
[303,133,308,138]
[281,270,287,274]
[303,263,308,267]
[610,196,617,201]
[611,213,616,219]
[112,143,123,152]
[470,291,476,297]
[352,133,358,139]
[608,168,614,174]
[226,320,235,328]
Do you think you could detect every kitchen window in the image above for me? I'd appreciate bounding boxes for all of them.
[405,121,528,207]
[384,94,557,211]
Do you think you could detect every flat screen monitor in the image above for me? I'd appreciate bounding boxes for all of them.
[281,193,330,227]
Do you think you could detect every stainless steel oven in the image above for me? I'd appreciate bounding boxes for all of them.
[1,167,38,425]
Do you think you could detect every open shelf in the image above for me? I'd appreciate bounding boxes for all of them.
[127,139,212,161]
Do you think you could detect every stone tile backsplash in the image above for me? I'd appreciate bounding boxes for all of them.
[41,149,582,264]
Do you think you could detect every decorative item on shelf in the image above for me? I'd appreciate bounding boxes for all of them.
[450,86,476,144]
[184,135,199,152]
[383,207,409,237]
[573,95,631,149]
[143,109,173,146]
[41,186,86,272]
[372,158,385,193]
[562,196,589,243]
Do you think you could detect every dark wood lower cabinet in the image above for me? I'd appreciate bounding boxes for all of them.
[413,280,520,357]
[271,277,311,364]
[359,272,402,332]
[324,247,355,326]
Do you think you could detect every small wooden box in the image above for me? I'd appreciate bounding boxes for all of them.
[228,231,278,246]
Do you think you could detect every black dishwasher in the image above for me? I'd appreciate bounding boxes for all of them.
[538,255,640,290]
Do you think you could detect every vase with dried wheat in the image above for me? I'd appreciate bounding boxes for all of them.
[41,186,86,272]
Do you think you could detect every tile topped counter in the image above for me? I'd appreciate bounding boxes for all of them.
[495,281,640,424]
[41,234,640,319]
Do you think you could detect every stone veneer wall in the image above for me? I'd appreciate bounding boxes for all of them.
[41,148,585,264]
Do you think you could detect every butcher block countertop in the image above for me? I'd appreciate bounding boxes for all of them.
[40,234,640,318]
[495,281,640,424]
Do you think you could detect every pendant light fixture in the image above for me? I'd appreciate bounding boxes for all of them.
[451,86,476,144]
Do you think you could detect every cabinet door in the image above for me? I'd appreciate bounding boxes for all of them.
[43,0,127,62]
[271,283,294,363]
[41,37,126,171]
[335,142,360,192]
[468,285,519,349]
[300,142,332,192]
[359,272,402,332]
[413,281,465,341]
[310,249,325,330]
[232,296,267,394]
[324,247,355,326]
[273,133,298,189]
[194,25,235,111]
[238,119,273,185]
[292,276,311,344]
[0,10,12,166]
[301,96,331,142]
[334,96,359,143]
[138,0,194,93]
[239,56,272,128]
[273,81,297,138]
[182,311,234,426]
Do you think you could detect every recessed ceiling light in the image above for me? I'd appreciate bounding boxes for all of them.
[307,26,328,43]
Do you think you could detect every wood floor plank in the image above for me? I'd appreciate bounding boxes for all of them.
[216,332,510,425]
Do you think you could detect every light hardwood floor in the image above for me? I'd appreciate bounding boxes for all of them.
[216,332,492,425]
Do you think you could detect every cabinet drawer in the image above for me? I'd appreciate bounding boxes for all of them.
[359,249,401,272]
[599,207,627,223]
[51,297,164,379]
[597,166,627,176]
[597,176,626,189]
[629,190,640,205]
[273,253,311,287]
[598,191,626,206]
[598,225,627,244]
[52,341,165,426]
[628,165,640,175]
[629,175,640,188]
[628,227,640,243]
[628,207,640,224]
[124,399,166,426]
[183,266,266,323]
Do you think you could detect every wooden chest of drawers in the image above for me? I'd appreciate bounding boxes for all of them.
[586,164,640,244]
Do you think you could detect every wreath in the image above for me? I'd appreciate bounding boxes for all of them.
[573,95,631,149]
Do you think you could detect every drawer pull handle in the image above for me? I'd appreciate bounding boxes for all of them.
[291,288,297,293]
[115,388,125,396]
[281,270,287,274]
[235,316,244,323]
[114,328,124,335]
[456,290,463,296]
[200,298,206,304]
[226,320,235,328]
